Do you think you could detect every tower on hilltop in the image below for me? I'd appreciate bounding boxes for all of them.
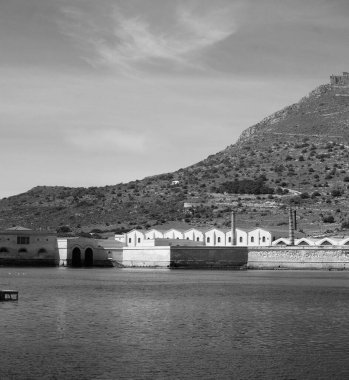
[330,72,349,85]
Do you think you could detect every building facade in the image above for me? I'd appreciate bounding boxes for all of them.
[0,226,59,266]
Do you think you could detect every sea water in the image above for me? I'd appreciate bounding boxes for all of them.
[1,268,348,379]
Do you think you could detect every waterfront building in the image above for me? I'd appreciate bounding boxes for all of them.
[67,237,124,267]
[247,228,272,246]
[125,229,146,247]
[0,226,59,266]
[204,228,227,246]
[183,228,206,243]
[226,228,248,246]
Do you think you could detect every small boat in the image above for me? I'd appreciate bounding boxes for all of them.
[0,290,18,301]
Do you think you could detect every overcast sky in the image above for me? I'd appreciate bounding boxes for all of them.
[1,0,349,198]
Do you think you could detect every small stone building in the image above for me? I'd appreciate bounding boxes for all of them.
[330,72,349,86]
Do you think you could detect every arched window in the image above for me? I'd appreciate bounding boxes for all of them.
[128,238,131,243]
[137,238,141,243]
[218,237,221,243]
[239,237,243,243]
[38,248,47,254]
[0,247,8,253]
[228,237,231,243]
[251,236,254,243]
[186,237,189,240]
[196,237,199,241]
[262,236,266,242]
[18,248,27,253]
[207,237,210,243]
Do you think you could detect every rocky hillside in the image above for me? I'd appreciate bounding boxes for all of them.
[1,76,349,237]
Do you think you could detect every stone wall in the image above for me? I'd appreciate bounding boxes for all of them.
[248,246,349,270]
[170,246,248,269]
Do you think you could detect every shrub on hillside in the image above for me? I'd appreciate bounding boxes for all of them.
[331,189,342,197]
[56,225,71,234]
[218,176,274,195]
[311,191,321,198]
[341,220,349,229]
[322,215,335,223]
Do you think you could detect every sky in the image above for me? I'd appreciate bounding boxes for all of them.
[1,0,349,198]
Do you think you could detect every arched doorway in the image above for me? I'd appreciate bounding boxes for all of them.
[72,247,82,267]
[85,248,93,267]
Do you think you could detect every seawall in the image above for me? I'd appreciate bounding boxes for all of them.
[170,246,248,269]
[121,246,248,269]
[248,246,349,270]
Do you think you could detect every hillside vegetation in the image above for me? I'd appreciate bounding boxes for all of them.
[1,80,349,238]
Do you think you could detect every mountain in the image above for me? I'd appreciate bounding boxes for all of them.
[1,74,349,237]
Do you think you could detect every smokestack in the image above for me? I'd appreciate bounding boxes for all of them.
[289,207,295,246]
[231,211,236,246]
[293,209,297,231]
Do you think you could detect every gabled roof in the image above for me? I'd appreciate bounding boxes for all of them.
[183,227,207,234]
[145,228,166,234]
[226,228,248,234]
[272,238,290,245]
[126,229,146,234]
[164,228,186,233]
[295,237,317,245]
[315,237,337,246]
[204,227,227,234]
[245,227,271,234]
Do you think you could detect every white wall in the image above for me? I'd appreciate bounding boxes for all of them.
[204,229,226,246]
[248,228,272,246]
[183,229,204,242]
[57,238,67,265]
[126,230,145,247]
[226,229,248,246]
[122,246,171,267]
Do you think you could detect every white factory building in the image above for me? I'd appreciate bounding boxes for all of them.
[117,226,273,247]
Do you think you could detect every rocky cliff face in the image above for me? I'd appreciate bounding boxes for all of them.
[238,83,349,144]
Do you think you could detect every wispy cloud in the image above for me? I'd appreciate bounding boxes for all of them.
[59,2,237,73]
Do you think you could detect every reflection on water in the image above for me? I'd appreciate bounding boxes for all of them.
[1,268,349,379]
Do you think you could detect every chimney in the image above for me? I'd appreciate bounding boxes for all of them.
[293,209,297,231]
[231,211,236,246]
[289,208,295,246]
